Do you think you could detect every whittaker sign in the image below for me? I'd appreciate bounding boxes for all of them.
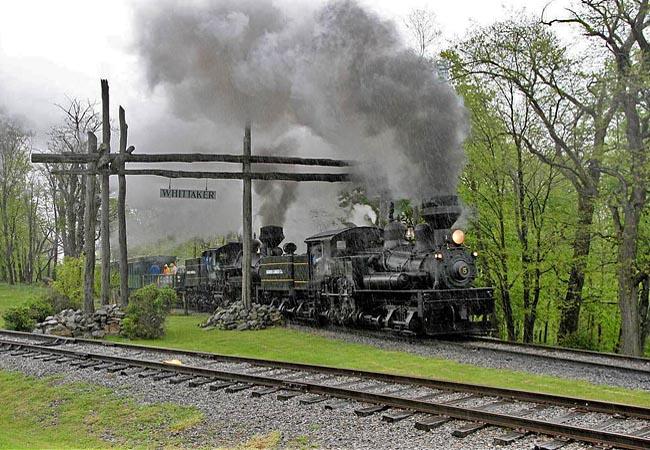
[160,189,216,200]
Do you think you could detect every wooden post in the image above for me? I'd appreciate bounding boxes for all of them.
[83,132,98,315]
[118,106,129,308]
[242,123,252,309]
[100,79,111,305]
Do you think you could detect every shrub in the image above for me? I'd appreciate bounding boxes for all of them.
[2,306,36,331]
[559,331,599,351]
[121,285,176,339]
[2,299,54,332]
[52,256,86,305]
[41,288,82,312]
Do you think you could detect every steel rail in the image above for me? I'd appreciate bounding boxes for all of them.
[466,335,650,366]
[1,329,648,419]
[457,337,650,378]
[3,338,650,450]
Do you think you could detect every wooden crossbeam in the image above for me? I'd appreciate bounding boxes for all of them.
[50,169,350,182]
[31,153,354,167]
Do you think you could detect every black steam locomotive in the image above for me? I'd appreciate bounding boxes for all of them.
[175,195,494,336]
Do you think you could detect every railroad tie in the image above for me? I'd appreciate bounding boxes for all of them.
[68,358,90,367]
[492,431,529,445]
[79,360,103,369]
[105,364,130,373]
[225,383,253,393]
[443,394,482,406]
[414,391,447,402]
[251,387,279,398]
[245,367,276,376]
[549,411,586,424]
[414,415,450,431]
[137,369,159,378]
[382,411,415,423]
[324,400,349,410]
[152,372,177,381]
[355,405,389,417]
[93,363,115,371]
[592,416,625,431]
[383,386,415,396]
[451,422,486,437]
[169,375,194,385]
[631,425,650,437]
[208,381,236,391]
[300,395,328,405]
[534,439,572,450]
[281,372,309,381]
[188,378,214,388]
[277,390,302,401]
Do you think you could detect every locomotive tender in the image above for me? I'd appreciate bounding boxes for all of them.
[175,195,495,336]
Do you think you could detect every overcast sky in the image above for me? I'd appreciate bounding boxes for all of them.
[0,0,569,247]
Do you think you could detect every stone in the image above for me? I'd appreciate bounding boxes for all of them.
[46,324,73,337]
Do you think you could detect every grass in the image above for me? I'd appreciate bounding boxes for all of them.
[0,370,203,449]
[0,283,45,328]
[4,283,650,446]
[108,313,650,408]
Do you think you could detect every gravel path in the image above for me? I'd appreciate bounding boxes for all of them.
[0,325,637,449]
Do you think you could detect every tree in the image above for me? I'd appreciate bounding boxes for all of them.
[458,15,615,345]
[544,0,650,355]
[404,9,442,58]
[0,114,32,284]
[46,99,101,259]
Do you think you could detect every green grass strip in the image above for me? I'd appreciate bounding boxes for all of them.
[110,314,650,408]
[0,370,202,449]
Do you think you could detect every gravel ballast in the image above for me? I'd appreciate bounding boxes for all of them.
[287,324,650,392]
[0,324,638,449]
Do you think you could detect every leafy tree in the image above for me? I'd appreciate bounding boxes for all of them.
[45,99,101,259]
[0,113,32,284]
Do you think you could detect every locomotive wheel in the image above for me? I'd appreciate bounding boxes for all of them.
[331,277,357,325]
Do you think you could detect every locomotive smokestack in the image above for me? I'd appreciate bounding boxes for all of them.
[259,225,285,250]
[420,196,461,231]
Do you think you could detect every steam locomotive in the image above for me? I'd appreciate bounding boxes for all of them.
[174,195,495,336]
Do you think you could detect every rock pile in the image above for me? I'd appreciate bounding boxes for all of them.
[33,305,125,338]
[201,301,284,331]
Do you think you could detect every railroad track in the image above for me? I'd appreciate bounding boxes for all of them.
[1,330,650,449]
[456,336,650,378]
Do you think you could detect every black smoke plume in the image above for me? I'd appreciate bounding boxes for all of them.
[134,0,469,227]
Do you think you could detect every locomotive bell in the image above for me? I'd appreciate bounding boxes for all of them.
[259,225,285,249]
[420,195,461,230]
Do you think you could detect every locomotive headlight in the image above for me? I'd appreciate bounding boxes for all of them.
[472,251,479,257]
[435,253,444,260]
[451,229,466,245]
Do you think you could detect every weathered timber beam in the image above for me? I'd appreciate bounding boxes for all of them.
[32,153,101,163]
[123,169,351,182]
[50,168,350,182]
[32,153,354,166]
[124,154,354,166]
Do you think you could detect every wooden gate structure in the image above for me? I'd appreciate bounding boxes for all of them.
[32,80,351,313]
